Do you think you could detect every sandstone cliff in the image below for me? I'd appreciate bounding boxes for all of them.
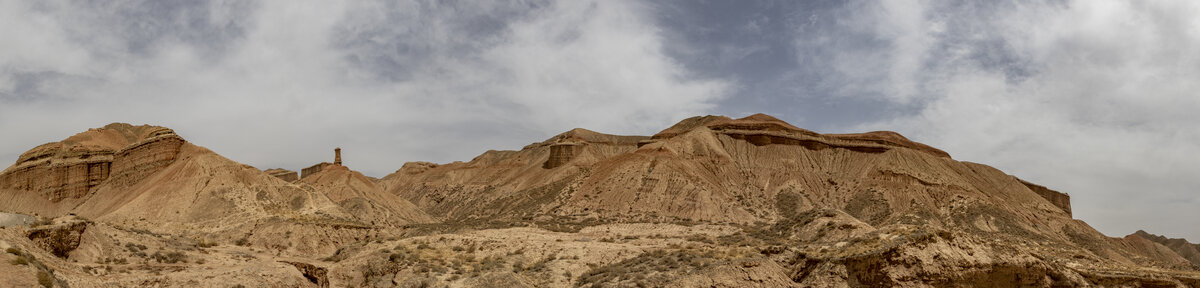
[0,124,183,216]
[0,124,424,257]
[381,113,1200,286]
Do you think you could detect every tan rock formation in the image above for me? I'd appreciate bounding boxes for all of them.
[0,124,182,204]
[302,162,332,179]
[0,124,417,258]
[825,130,951,158]
[298,164,432,227]
[380,113,1199,286]
[1130,230,1200,267]
[0,117,1196,287]
[543,142,582,169]
[1019,178,1072,216]
[265,168,299,182]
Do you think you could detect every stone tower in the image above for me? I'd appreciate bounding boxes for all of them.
[334,147,342,166]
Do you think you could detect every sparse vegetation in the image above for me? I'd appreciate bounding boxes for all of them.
[577,248,754,287]
[36,270,53,288]
[151,251,186,264]
[10,256,28,265]
[196,239,218,248]
[30,218,53,227]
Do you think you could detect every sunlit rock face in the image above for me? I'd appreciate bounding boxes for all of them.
[0,124,183,202]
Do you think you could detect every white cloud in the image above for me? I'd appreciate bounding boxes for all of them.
[0,0,727,177]
[825,0,1200,240]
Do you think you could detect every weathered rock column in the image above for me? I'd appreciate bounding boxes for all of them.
[334,148,342,166]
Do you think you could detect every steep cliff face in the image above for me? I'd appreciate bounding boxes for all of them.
[1019,178,1072,216]
[0,124,184,215]
[106,131,185,187]
[302,162,332,179]
[543,143,582,169]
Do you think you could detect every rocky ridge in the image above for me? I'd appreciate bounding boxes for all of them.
[1130,230,1200,268]
[0,116,1196,287]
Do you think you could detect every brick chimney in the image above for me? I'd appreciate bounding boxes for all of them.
[334,147,342,166]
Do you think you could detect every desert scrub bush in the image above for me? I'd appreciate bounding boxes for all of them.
[388,252,412,263]
[36,270,53,287]
[234,237,250,246]
[10,256,28,265]
[577,249,721,287]
[195,239,218,248]
[685,234,715,244]
[526,256,554,272]
[5,247,20,255]
[125,243,148,253]
[476,255,506,272]
[30,218,53,227]
[151,251,186,264]
[361,259,403,286]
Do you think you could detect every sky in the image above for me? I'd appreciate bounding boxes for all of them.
[1,0,1197,240]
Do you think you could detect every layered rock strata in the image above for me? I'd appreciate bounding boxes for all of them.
[0,124,183,202]
[380,113,1200,286]
[265,168,299,182]
[543,142,582,169]
[302,162,332,179]
[1019,178,1072,216]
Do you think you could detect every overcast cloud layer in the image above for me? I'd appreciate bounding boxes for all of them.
[1,0,1196,240]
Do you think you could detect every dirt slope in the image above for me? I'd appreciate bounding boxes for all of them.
[299,164,433,227]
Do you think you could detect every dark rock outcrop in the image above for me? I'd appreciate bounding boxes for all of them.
[26,219,89,258]
[282,261,329,287]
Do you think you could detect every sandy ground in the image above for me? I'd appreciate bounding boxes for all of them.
[0,213,33,228]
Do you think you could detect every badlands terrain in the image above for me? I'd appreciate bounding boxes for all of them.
[0,115,1198,287]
